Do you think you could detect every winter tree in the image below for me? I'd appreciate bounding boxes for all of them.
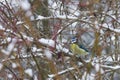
[0,0,120,80]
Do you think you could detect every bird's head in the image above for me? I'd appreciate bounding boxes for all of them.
[71,37,78,43]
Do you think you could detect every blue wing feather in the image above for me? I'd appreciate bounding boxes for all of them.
[79,44,89,52]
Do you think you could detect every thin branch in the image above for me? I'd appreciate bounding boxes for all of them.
[4,65,19,79]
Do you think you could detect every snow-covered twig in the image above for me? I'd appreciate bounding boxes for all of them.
[48,67,75,78]
[17,14,120,35]
[38,38,73,55]
[39,38,55,48]
[101,65,120,70]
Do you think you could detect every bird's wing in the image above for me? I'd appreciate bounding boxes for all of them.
[75,44,88,55]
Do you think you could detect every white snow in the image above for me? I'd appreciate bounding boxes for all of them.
[48,67,74,78]
[1,38,17,55]
[36,14,79,21]
[39,38,55,47]
[95,63,100,72]
[94,21,99,29]
[19,0,31,11]
[36,15,49,20]
[12,63,17,68]
[102,23,120,33]
[32,47,37,52]
[16,21,24,25]
[25,68,33,77]
[71,22,77,27]
[111,35,115,41]
[0,24,5,30]
[6,37,12,42]
[101,65,120,70]
[7,74,13,79]
[56,15,77,20]
[39,38,72,55]
[34,75,38,80]
[44,48,52,60]
[56,44,70,54]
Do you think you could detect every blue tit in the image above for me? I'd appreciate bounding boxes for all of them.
[70,37,88,56]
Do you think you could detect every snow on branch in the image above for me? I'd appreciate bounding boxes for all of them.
[36,15,77,20]
[38,38,72,55]
[101,23,120,33]
[16,14,120,34]
[16,15,78,25]
[38,38,55,48]
[48,67,75,78]
[101,65,120,70]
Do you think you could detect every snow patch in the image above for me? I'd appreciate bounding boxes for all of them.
[7,74,13,79]
[34,75,38,80]
[72,22,77,27]
[101,65,120,70]
[16,21,24,25]
[39,38,55,47]
[56,15,77,19]
[44,48,52,60]
[32,47,37,52]
[36,15,46,20]
[95,63,100,72]
[0,24,5,30]
[48,67,74,78]
[56,44,70,54]
[1,38,17,55]
[111,35,115,41]
[7,37,12,42]
[25,68,33,77]
[19,0,30,11]
[12,63,17,68]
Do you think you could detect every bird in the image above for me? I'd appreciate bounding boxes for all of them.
[70,37,93,71]
[70,37,89,56]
